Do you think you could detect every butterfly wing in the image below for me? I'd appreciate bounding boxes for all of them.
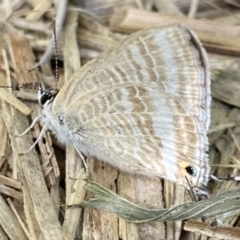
[53,25,211,188]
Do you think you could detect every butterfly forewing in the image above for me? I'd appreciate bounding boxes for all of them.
[52,25,211,189]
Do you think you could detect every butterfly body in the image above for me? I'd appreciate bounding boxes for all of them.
[40,24,211,191]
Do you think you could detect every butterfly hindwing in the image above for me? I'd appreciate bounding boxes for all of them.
[52,25,211,189]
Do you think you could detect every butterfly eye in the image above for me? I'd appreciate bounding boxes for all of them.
[39,89,59,106]
[40,93,53,106]
[185,165,197,177]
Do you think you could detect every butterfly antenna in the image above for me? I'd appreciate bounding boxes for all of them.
[53,19,58,89]
[0,85,39,90]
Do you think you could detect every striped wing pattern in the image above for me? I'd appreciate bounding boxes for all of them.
[53,25,211,189]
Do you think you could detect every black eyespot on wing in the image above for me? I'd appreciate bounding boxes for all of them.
[185,165,197,177]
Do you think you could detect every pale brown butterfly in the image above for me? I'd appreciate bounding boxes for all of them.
[25,24,211,195]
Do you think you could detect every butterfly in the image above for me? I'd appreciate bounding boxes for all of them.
[32,24,211,194]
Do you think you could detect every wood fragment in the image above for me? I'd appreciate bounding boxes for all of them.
[62,169,87,239]
[78,12,117,38]
[12,17,52,35]
[109,9,240,55]
[0,184,23,200]
[7,31,39,87]
[0,89,32,116]
[13,91,38,101]
[63,7,82,201]
[109,7,240,38]
[25,0,52,22]
[188,0,199,18]
[135,176,165,240]
[164,180,175,240]
[2,26,65,239]
[62,11,85,240]
[0,117,9,169]
[212,70,240,107]
[78,0,141,24]
[153,0,183,16]
[184,221,240,240]
[0,175,22,190]
[82,158,119,239]
[214,12,240,25]
[1,101,65,240]
[0,225,8,240]
[6,198,30,239]
[0,194,27,240]
[78,28,117,52]
[196,31,240,56]
[211,163,240,168]
[209,122,236,134]
[118,175,139,240]
[8,26,60,188]
[2,49,12,89]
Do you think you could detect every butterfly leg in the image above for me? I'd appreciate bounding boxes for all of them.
[71,140,89,177]
[185,176,209,200]
[210,218,223,231]
[23,123,48,154]
[18,115,43,136]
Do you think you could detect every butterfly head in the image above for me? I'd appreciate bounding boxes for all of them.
[38,88,59,107]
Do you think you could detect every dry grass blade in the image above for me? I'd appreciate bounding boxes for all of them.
[62,169,87,239]
[77,28,117,52]
[212,69,240,107]
[0,117,8,169]
[110,6,240,37]
[70,180,240,222]
[0,89,32,115]
[1,1,240,239]
[0,194,27,240]
[25,0,53,22]
[109,7,240,55]
[188,0,199,18]
[1,101,65,240]
[195,30,240,56]
[61,10,87,239]
[77,0,141,24]
[183,221,240,240]
[153,0,183,15]
[78,11,116,38]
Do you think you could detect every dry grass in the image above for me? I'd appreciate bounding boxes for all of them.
[0,0,240,239]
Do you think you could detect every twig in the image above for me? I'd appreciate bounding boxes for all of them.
[183,221,240,239]
[188,0,199,18]
[208,122,236,134]
[0,89,32,116]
